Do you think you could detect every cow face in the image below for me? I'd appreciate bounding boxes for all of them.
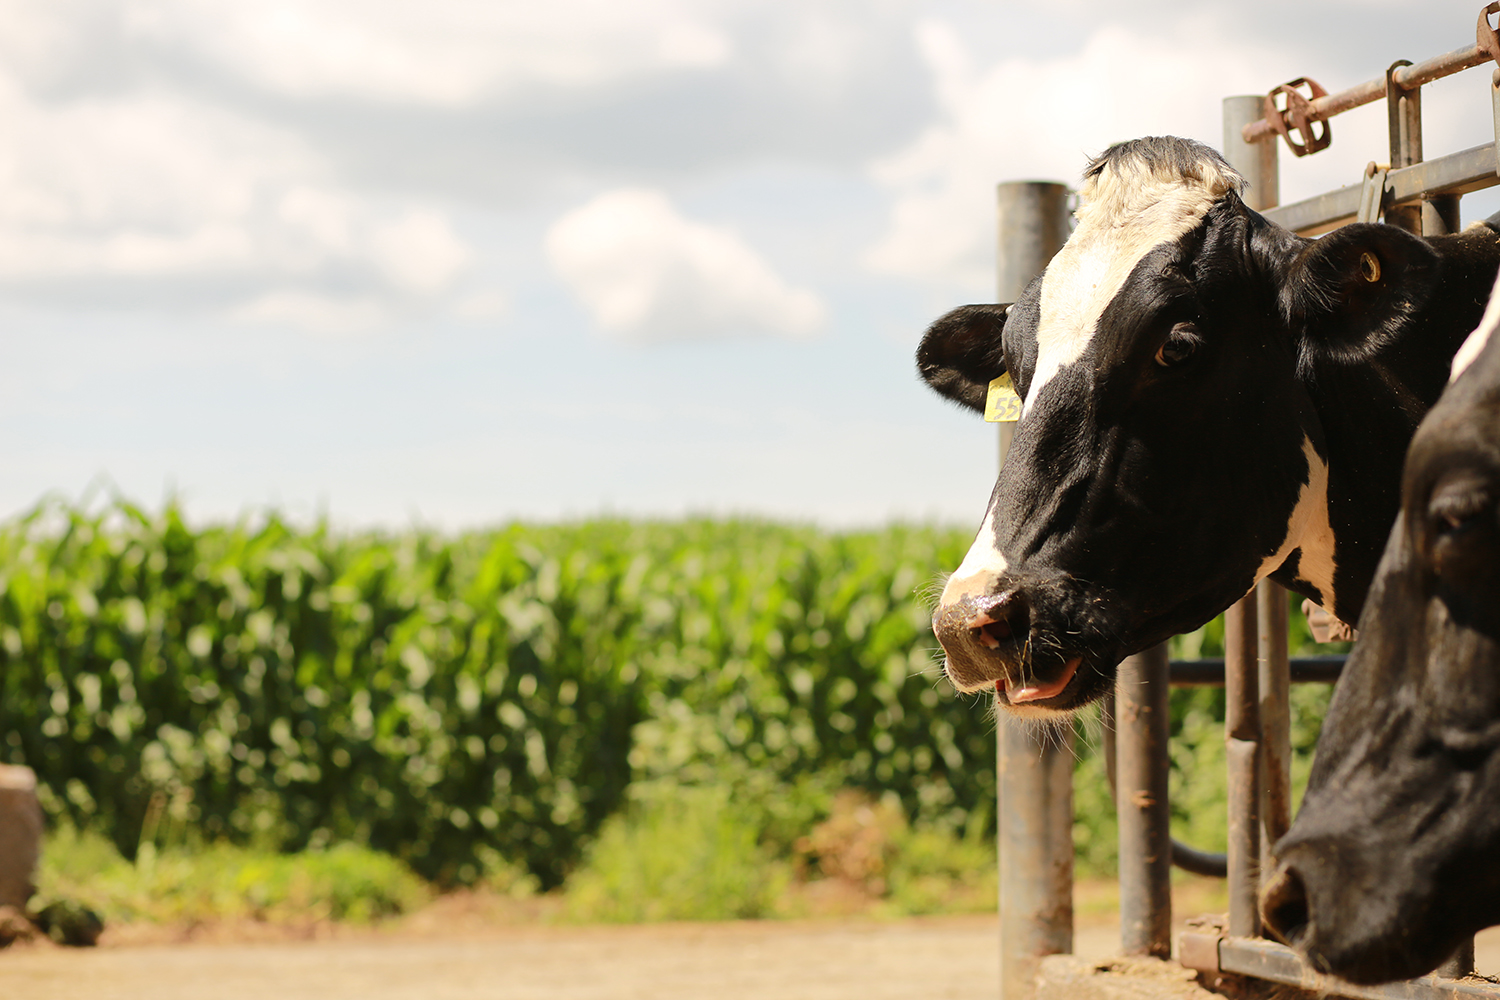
[1261,309,1500,985]
[918,136,1439,716]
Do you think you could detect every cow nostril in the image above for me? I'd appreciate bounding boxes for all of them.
[973,617,1011,648]
[1261,866,1311,946]
[967,593,1030,650]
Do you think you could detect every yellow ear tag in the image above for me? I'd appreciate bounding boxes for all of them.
[984,372,1021,423]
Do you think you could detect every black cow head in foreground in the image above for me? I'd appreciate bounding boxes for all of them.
[919,135,1500,717]
[1260,290,1500,985]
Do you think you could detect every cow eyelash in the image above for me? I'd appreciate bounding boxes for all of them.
[1154,322,1202,368]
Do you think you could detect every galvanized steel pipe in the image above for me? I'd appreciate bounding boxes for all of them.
[1115,644,1172,957]
[994,181,1074,1000]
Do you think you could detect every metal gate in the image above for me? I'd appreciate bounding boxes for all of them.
[994,5,1500,998]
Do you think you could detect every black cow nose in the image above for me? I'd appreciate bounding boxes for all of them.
[1261,865,1311,946]
[968,591,1030,650]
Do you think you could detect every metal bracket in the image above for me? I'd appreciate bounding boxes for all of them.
[1358,161,1390,223]
[1263,78,1332,157]
[1479,2,1500,68]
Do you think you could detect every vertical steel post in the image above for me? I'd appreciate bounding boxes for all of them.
[1115,644,1171,957]
[1222,96,1279,212]
[1222,97,1280,942]
[999,722,1075,998]
[994,183,1067,468]
[1257,583,1291,871]
[1386,62,1423,235]
[1425,193,1461,236]
[1439,940,1478,981]
[995,181,1072,1000]
[1225,597,1262,939]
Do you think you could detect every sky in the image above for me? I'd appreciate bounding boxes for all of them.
[3,0,1499,529]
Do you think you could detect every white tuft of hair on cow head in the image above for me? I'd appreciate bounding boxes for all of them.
[1025,140,1244,411]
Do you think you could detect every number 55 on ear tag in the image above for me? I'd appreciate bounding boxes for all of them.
[985,373,1021,423]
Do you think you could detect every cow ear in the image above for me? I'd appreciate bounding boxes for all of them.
[916,304,1011,413]
[1279,223,1439,362]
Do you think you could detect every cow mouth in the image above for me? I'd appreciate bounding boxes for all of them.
[999,656,1081,705]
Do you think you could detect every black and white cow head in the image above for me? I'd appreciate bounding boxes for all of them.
[1260,289,1500,985]
[919,136,1446,717]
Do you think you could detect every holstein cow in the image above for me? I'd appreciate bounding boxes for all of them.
[1260,280,1500,985]
[919,135,1500,717]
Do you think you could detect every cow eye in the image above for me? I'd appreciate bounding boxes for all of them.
[1154,322,1201,367]
[1429,482,1491,536]
[1425,472,1495,580]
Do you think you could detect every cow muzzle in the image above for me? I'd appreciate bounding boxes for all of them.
[932,588,1085,709]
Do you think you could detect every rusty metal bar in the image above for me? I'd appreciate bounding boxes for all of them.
[1224,95,1279,212]
[995,182,1070,472]
[998,719,1074,1000]
[1168,656,1343,686]
[1170,840,1227,879]
[1427,193,1463,234]
[1115,643,1171,957]
[1223,95,1274,943]
[1225,596,1261,939]
[1243,44,1491,145]
[1258,582,1292,876]
[1386,60,1425,233]
[1261,142,1500,235]
[995,181,1074,1000]
[1103,687,1229,879]
[1179,933,1500,999]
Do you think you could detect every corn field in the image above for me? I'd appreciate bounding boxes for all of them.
[0,498,994,887]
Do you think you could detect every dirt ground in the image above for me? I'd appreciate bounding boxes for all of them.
[4,897,1500,1000]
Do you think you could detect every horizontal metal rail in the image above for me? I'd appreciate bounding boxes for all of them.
[1180,934,1500,999]
[1169,655,1344,686]
[1244,43,1493,144]
[1170,840,1227,879]
[1262,143,1500,234]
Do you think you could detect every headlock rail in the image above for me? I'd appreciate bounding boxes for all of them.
[993,5,1500,998]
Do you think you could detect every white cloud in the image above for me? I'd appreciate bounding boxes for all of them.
[545,188,824,343]
[863,18,1296,292]
[115,0,733,106]
[228,291,388,336]
[368,210,470,294]
[0,66,470,329]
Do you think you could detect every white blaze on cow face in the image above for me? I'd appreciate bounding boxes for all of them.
[940,505,1008,607]
[1025,155,1241,411]
[1257,436,1338,612]
[1451,268,1500,382]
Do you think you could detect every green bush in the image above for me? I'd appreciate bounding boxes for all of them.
[563,785,789,922]
[36,826,428,925]
[562,784,997,923]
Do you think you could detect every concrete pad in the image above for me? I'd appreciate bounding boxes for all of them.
[1036,955,1234,1000]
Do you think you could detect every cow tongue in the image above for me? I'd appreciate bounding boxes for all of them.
[1004,657,1082,704]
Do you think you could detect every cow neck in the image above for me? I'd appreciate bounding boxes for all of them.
[1297,221,1500,625]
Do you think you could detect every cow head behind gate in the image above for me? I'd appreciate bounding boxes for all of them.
[919,136,1452,717]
